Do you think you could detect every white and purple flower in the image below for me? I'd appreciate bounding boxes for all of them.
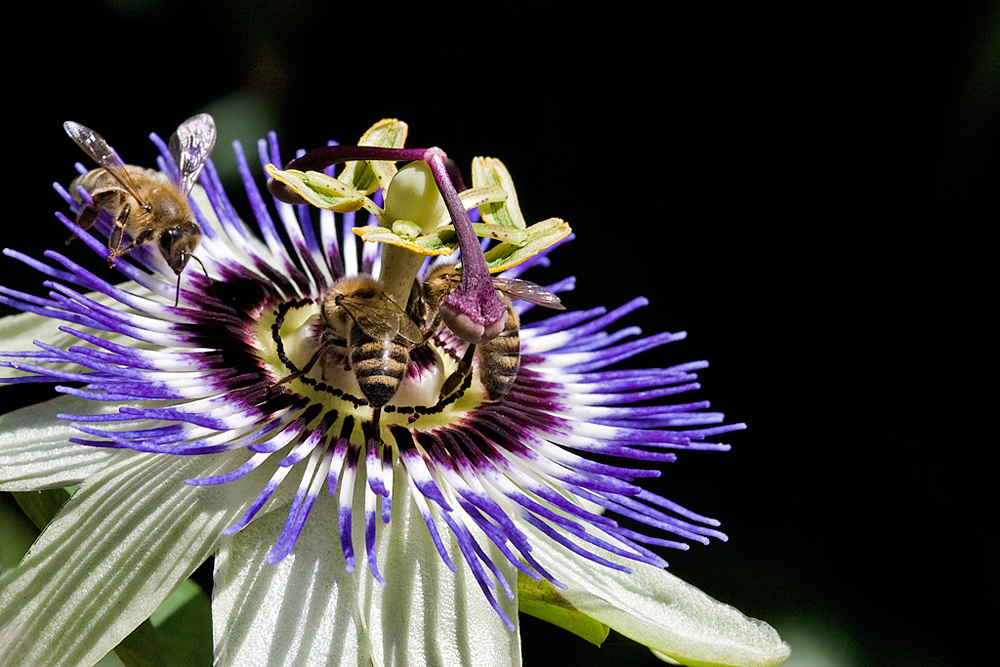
[0,119,789,667]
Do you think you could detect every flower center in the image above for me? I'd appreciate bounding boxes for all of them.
[259,295,488,435]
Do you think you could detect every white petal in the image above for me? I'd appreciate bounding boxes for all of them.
[359,460,522,667]
[521,523,790,667]
[214,458,522,667]
[0,395,118,490]
[0,448,253,667]
[212,492,371,667]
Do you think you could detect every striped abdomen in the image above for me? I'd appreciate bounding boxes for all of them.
[478,303,521,399]
[349,327,410,408]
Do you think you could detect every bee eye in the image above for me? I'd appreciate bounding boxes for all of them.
[180,221,201,236]
[158,228,179,255]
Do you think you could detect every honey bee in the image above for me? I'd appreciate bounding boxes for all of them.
[278,274,425,427]
[421,264,565,400]
[63,113,216,303]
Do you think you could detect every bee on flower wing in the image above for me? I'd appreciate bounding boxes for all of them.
[323,275,425,410]
[421,264,565,400]
[276,274,425,426]
[63,113,216,303]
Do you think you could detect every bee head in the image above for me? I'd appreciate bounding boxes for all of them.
[159,220,202,274]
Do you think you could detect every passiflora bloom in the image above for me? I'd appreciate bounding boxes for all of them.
[0,118,790,667]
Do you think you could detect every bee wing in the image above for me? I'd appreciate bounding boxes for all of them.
[169,113,216,195]
[63,121,144,200]
[394,313,425,343]
[492,277,565,310]
[338,294,424,343]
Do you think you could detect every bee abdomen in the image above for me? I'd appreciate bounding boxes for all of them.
[351,340,408,407]
[480,332,521,399]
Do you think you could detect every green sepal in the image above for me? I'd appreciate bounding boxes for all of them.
[338,118,409,194]
[472,156,526,230]
[483,217,572,273]
[10,487,215,667]
[265,165,382,218]
[517,573,610,646]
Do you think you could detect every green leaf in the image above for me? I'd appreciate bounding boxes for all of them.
[12,487,72,530]
[113,621,166,667]
[338,118,409,194]
[111,569,213,667]
[0,493,39,571]
[150,580,213,667]
[517,573,610,646]
[483,218,572,273]
[472,157,526,229]
[149,579,205,627]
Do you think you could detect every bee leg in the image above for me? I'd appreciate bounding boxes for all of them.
[106,203,132,268]
[67,206,99,244]
[419,315,443,346]
[274,342,330,386]
[67,190,120,244]
[440,344,476,398]
[109,228,158,269]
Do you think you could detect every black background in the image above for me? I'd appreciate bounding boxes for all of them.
[3,2,995,666]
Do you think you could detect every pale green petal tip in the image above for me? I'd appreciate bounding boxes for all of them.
[517,574,610,646]
[520,549,790,667]
[587,581,790,667]
[648,615,792,667]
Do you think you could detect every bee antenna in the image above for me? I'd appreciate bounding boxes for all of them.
[189,254,213,288]
[173,256,212,307]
